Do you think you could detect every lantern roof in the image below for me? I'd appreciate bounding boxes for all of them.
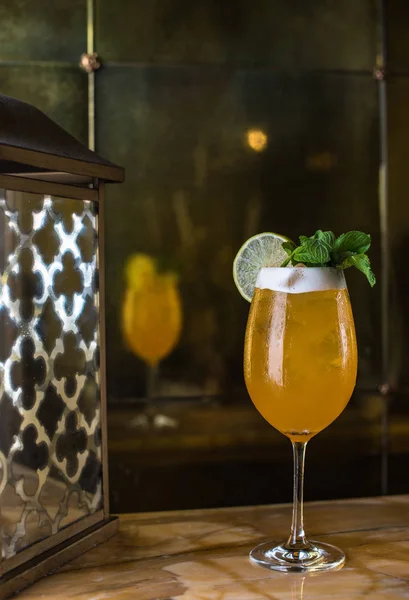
[0,94,124,183]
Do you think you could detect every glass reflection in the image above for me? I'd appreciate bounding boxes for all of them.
[122,253,182,427]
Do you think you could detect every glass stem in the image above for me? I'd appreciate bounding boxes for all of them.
[287,441,309,549]
[146,363,158,401]
[144,363,159,425]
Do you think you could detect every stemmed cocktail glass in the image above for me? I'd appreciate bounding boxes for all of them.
[244,266,357,572]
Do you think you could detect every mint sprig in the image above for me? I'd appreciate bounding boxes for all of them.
[281,230,376,286]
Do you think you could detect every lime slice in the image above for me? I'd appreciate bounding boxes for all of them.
[233,232,290,302]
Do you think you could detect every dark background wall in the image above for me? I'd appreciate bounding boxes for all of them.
[2,0,409,512]
[98,1,381,400]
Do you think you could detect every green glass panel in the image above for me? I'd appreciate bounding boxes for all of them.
[0,65,87,144]
[0,0,86,62]
[385,0,409,73]
[386,77,409,387]
[97,0,377,70]
[96,67,380,400]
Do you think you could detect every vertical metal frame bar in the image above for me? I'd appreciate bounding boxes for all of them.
[87,0,108,515]
[87,0,96,151]
[376,0,390,495]
[97,180,110,517]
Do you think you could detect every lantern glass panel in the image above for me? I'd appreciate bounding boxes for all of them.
[0,189,103,559]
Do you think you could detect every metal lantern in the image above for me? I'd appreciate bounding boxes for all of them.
[0,94,123,597]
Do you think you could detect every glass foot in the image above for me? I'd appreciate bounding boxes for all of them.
[130,413,178,430]
[250,540,345,573]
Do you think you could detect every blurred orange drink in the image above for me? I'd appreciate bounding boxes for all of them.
[122,254,182,367]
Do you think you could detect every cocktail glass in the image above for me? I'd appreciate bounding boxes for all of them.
[244,267,357,572]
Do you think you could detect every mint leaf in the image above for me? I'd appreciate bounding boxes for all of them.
[339,253,376,287]
[279,228,375,286]
[282,240,297,255]
[335,231,371,254]
[290,230,334,265]
[315,230,336,249]
[293,238,331,265]
[299,231,335,251]
[280,240,297,266]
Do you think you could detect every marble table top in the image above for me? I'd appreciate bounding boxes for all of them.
[18,495,409,599]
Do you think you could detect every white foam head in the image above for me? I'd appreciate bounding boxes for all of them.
[255,267,346,294]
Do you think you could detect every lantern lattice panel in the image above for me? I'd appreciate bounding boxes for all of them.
[0,190,103,559]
